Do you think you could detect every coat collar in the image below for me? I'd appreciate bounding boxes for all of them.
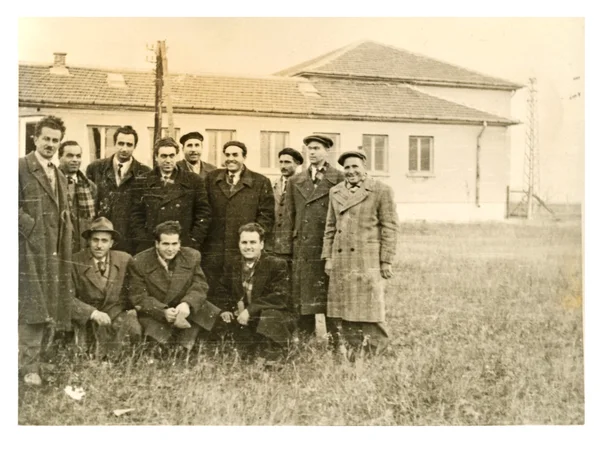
[143,249,195,304]
[294,165,339,203]
[25,152,60,206]
[215,166,254,198]
[331,177,375,212]
[82,249,122,294]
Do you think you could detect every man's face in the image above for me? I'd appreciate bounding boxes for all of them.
[156,146,178,175]
[239,231,264,261]
[155,233,181,261]
[223,145,246,173]
[183,139,203,165]
[307,141,328,167]
[59,145,82,175]
[89,231,114,260]
[34,127,62,160]
[279,154,299,178]
[343,157,367,185]
[114,132,136,162]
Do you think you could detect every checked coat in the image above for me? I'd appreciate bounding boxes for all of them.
[283,164,344,315]
[129,167,211,253]
[321,177,399,323]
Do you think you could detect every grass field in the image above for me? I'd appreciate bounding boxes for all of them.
[18,220,584,425]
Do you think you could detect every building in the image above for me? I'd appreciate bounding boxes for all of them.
[19,41,522,220]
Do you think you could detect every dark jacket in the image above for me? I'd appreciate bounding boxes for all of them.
[85,156,151,254]
[19,152,73,329]
[176,159,217,179]
[130,167,211,253]
[202,167,275,290]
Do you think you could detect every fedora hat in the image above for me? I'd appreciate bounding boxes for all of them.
[81,217,121,241]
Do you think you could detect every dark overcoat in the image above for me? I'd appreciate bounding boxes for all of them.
[322,178,399,322]
[19,152,73,330]
[176,159,217,179]
[85,155,151,254]
[130,167,211,253]
[210,255,294,345]
[202,167,275,290]
[127,247,217,333]
[284,165,344,315]
[271,177,293,256]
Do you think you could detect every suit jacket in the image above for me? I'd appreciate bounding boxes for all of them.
[86,155,151,254]
[202,167,275,289]
[176,159,217,179]
[283,163,345,314]
[71,249,132,324]
[127,246,214,330]
[130,167,211,253]
[19,152,73,329]
[271,176,293,255]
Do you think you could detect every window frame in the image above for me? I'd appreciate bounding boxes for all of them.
[19,115,46,156]
[260,130,290,170]
[408,135,435,177]
[361,133,389,174]
[205,129,237,168]
[87,125,122,161]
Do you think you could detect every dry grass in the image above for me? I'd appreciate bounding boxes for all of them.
[18,220,583,425]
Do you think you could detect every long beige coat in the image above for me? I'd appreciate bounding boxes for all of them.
[322,177,399,322]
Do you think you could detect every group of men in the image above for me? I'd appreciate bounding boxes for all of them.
[18,115,399,386]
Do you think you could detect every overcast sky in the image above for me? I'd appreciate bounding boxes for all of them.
[18,17,584,202]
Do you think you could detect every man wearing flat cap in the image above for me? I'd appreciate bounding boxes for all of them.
[272,147,303,258]
[283,135,344,340]
[176,131,217,179]
[322,151,399,356]
[71,217,141,357]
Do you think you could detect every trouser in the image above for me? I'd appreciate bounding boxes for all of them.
[339,320,389,353]
[297,314,341,336]
[139,317,202,351]
[73,311,142,358]
[18,322,53,376]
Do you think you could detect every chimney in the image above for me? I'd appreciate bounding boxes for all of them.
[50,52,69,75]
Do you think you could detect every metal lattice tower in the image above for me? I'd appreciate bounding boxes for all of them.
[523,77,541,218]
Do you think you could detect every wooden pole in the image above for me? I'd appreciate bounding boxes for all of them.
[153,40,164,165]
[159,41,176,139]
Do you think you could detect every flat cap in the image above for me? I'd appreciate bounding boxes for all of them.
[303,134,334,149]
[179,131,204,145]
[278,147,304,165]
[338,150,367,166]
[223,140,247,156]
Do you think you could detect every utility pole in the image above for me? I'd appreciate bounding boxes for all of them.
[523,77,540,219]
[159,41,175,139]
[153,41,163,161]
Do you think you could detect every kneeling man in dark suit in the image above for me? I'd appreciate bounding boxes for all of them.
[211,222,295,354]
[127,220,220,352]
[71,217,141,357]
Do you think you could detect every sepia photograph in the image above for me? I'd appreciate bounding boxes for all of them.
[14,13,592,463]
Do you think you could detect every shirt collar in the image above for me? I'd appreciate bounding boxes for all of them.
[92,254,108,265]
[114,156,133,175]
[35,150,59,169]
[156,250,176,270]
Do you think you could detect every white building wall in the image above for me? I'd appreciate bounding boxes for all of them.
[19,107,510,221]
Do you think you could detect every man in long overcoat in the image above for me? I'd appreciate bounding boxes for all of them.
[322,151,399,354]
[86,125,151,254]
[19,115,73,384]
[175,131,217,179]
[283,135,344,337]
[203,141,274,294]
[130,137,211,253]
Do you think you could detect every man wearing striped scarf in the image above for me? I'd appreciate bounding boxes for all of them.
[58,140,97,252]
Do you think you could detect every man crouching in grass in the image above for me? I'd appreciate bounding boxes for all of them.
[127,220,220,355]
[210,223,295,360]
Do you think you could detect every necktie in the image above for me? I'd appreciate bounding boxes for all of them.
[47,162,56,193]
[117,163,123,180]
[97,260,106,276]
[312,167,324,186]
[227,173,235,189]
[282,177,287,195]
[162,175,174,186]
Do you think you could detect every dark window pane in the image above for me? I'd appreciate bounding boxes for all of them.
[375,135,386,171]
[362,135,373,171]
[409,137,418,171]
[260,131,270,168]
[421,138,431,171]
[25,122,37,154]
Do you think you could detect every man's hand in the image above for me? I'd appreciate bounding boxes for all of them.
[175,302,191,318]
[324,259,332,276]
[236,309,250,326]
[220,311,234,324]
[164,307,178,323]
[380,262,394,279]
[90,310,111,326]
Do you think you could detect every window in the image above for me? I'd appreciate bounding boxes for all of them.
[303,132,340,168]
[206,129,236,167]
[87,125,120,161]
[148,127,181,148]
[409,136,434,173]
[362,134,388,173]
[260,131,289,168]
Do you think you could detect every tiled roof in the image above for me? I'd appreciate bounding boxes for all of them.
[19,63,516,125]
[275,40,523,90]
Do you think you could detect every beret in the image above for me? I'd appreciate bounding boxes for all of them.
[222,140,247,156]
[303,134,334,148]
[179,131,204,145]
[278,147,304,165]
[338,150,367,166]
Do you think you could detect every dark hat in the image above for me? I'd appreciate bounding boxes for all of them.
[303,134,334,149]
[179,131,204,145]
[338,150,367,166]
[82,217,120,241]
[222,140,247,156]
[278,147,304,165]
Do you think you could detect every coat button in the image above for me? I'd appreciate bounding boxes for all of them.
[338,249,342,253]
[338,230,342,233]
[161,207,165,210]
[350,248,355,252]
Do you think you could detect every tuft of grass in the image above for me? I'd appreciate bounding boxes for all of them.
[18,221,583,425]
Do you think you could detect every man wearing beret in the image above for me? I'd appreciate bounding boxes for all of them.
[272,147,303,258]
[203,141,275,296]
[283,135,344,340]
[322,151,399,357]
[176,131,217,179]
